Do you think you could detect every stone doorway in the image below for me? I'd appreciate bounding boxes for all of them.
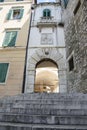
[34,59,59,93]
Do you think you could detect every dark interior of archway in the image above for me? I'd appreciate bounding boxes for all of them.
[34,60,59,93]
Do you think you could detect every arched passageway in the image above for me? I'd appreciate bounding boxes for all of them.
[25,48,67,93]
[34,59,59,93]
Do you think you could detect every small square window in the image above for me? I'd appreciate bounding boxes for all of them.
[43,9,51,18]
[7,8,24,20]
[13,9,20,19]
[68,56,74,71]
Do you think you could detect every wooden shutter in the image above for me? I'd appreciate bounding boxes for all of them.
[0,63,9,83]
[0,0,4,2]
[8,31,17,46]
[2,31,17,47]
[6,9,12,20]
[19,9,24,19]
[43,10,46,17]
[2,32,10,47]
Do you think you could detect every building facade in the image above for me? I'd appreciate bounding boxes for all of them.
[25,1,67,93]
[0,0,86,97]
[0,0,32,97]
[63,0,87,93]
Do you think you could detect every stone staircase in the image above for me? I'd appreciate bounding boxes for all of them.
[0,93,87,130]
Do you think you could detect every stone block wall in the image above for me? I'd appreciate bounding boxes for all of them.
[63,0,87,93]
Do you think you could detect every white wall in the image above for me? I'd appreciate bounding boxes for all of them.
[29,3,65,47]
[25,3,67,93]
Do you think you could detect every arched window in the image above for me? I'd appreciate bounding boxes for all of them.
[43,9,51,17]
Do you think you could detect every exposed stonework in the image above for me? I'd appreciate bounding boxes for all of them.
[63,0,87,93]
[25,47,67,93]
[0,93,87,129]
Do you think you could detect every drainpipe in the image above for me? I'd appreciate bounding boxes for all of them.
[22,7,33,93]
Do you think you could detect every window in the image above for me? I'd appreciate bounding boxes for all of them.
[68,56,74,71]
[43,9,51,17]
[74,0,81,15]
[0,0,4,2]
[7,8,24,20]
[64,0,69,8]
[0,63,9,83]
[2,31,17,47]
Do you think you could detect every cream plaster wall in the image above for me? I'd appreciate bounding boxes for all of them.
[0,0,32,97]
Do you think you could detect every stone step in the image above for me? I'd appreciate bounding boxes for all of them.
[0,122,87,130]
[1,99,87,105]
[0,113,87,125]
[1,93,87,102]
[0,104,85,110]
[11,103,87,109]
[0,93,87,128]
[1,99,87,104]
[1,100,87,110]
[0,108,87,116]
[0,100,87,109]
[0,94,87,108]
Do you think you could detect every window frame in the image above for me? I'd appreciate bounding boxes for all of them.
[11,9,21,20]
[68,55,74,72]
[67,51,75,72]
[73,0,81,15]
[43,9,51,18]
[0,63,9,84]
[7,7,24,20]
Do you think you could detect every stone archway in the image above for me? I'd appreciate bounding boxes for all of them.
[25,48,67,93]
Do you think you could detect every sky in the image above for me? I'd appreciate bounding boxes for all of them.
[37,0,55,3]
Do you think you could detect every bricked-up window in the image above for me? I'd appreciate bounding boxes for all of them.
[74,0,81,15]
[0,63,9,83]
[68,56,74,71]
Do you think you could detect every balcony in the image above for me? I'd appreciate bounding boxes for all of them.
[37,17,57,27]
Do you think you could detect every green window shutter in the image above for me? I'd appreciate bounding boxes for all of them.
[43,10,46,17]
[19,9,24,19]
[6,9,12,20]
[47,10,50,17]
[0,63,9,83]
[2,32,11,47]
[8,31,17,46]
[2,31,17,47]
[0,0,4,2]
